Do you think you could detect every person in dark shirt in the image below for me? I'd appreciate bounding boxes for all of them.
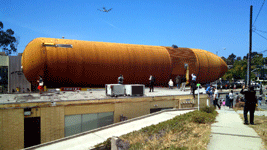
[149,75,156,92]
[175,75,181,89]
[240,85,257,125]
[180,76,186,91]
[118,74,124,84]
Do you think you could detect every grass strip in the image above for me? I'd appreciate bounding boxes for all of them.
[237,113,267,150]
[94,106,218,150]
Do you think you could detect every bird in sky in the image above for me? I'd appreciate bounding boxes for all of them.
[98,7,112,12]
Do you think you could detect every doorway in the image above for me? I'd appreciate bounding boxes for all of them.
[24,117,41,148]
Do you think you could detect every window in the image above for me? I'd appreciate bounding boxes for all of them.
[64,112,114,137]
[65,115,82,137]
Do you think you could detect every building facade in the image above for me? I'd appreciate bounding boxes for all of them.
[0,53,9,93]
[0,52,31,93]
[0,94,207,149]
[8,55,31,93]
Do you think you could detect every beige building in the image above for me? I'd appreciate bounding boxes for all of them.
[0,94,208,150]
[0,53,9,93]
[0,52,31,93]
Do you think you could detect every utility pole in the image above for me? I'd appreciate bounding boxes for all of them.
[247,5,253,87]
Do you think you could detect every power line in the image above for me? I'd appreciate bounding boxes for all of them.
[254,31,267,41]
[255,29,267,33]
[253,0,265,26]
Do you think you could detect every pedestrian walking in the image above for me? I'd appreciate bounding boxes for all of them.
[118,74,124,84]
[206,84,213,106]
[258,95,262,106]
[175,75,181,89]
[229,90,234,108]
[219,80,223,91]
[213,87,221,109]
[191,74,197,98]
[240,85,257,125]
[149,75,155,92]
[180,76,186,91]
[168,79,174,89]
[37,76,44,94]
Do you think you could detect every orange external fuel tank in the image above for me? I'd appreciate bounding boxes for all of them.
[22,38,227,88]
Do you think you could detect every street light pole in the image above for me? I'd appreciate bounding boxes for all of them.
[216,48,226,89]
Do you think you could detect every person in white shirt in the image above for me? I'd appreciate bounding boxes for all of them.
[213,88,221,109]
[168,79,174,89]
[191,74,197,98]
[229,90,234,108]
[191,74,196,81]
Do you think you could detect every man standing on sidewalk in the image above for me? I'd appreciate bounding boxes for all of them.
[240,85,257,125]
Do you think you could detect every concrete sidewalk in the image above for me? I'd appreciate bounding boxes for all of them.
[207,107,265,150]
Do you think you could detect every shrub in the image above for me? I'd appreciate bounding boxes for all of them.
[94,138,111,150]
[162,145,188,150]
[200,106,216,114]
[191,111,216,124]
[94,109,217,149]
[129,142,143,150]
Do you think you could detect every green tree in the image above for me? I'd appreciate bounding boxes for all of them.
[221,56,230,65]
[0,21,18,55]
[223,58,247,80]
[222,53,263,81]
[227,53,236,65]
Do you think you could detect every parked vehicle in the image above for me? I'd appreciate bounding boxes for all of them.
[251,82,260,88]
[216,80,230,89]
[230,82,243,89]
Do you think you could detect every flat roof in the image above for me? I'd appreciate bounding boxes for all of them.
[0,87,206,106]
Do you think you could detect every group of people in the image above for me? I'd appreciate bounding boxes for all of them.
[118,74,156,92]
[206,85,221,109]
[168,74,197,98]
[206,83,258,125]
[118,74,197,97]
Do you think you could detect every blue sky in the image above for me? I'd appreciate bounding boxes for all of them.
[1,0,266,58]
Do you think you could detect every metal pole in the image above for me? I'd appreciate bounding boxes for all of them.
[263,59,265,80]
[198,85,200,111]
[247,5,253,87]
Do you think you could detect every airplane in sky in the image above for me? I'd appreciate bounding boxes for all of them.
[98,7,112,12]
